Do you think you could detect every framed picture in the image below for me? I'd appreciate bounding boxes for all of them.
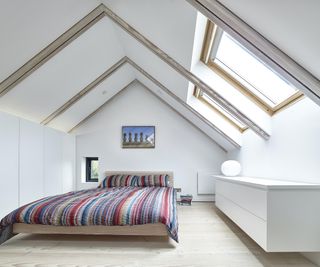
[122,126,155,148]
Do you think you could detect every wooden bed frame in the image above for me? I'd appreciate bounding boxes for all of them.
[12,171,174,237]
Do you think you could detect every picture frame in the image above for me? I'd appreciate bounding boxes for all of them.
[122,126,155,148]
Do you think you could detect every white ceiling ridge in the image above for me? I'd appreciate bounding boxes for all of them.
[186,0,320,106]
[0,3,269,141]
[45,56,240,149]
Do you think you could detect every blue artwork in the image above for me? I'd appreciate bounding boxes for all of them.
[122,126,155,148]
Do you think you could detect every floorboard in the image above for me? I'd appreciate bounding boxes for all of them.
[0,203,316,267]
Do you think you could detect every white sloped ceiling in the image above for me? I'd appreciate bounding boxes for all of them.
[0,16,126,122]
[0,0,249,151]
[48,63,135,132]
[103,0,198,70]
[0,0,101,81]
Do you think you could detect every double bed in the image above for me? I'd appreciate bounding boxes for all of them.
[0,171,178,244]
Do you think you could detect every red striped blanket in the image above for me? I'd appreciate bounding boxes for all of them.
[0,186,178,244]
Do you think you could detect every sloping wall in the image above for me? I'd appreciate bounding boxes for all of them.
[228,98,320,183]
[74,82,227,201]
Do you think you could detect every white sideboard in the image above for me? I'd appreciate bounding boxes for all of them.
[214,175,320,252]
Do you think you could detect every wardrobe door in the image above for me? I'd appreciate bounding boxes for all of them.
[44,127,63,196]
[0,112,19,219]
[19,120,44,206]
[62,134,76,193]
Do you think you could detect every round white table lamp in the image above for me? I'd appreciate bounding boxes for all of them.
[221,160,241,176]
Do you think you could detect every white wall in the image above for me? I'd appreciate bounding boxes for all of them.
[227,98,320,265]
[228,98,320,183]
[0,111,76,219]
[74,83,227,201]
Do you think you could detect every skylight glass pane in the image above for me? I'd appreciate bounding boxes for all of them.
[214,32,298,107]
[202,93,247,130]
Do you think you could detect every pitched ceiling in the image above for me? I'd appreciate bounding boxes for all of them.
[2,0,316,152]
[0,0,101,82]
[0,0,194,114]
[0,16,127,122]
[0,0,247,151]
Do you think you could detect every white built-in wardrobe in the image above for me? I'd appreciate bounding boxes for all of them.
[0,111,75,219]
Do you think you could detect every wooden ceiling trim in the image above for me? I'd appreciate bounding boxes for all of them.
[68,77,233,151]
[67,79,138,133]
[0,4,106,97]
[66,57,241,149]
[41,57,127,125]
[104,5,269,140]
[0,3,269,140]
[138,81,228,152]
[126,58,241,148]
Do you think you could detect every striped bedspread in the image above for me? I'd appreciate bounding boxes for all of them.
[0,186,178,244]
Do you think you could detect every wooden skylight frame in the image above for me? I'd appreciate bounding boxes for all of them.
[193,86,248,132]
[200,20,304,116]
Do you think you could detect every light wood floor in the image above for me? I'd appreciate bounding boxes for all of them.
[0,203,316,267]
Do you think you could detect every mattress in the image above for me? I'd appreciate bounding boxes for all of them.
[0,186,178,243]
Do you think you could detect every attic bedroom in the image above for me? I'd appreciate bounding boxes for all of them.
[0,0,320,266]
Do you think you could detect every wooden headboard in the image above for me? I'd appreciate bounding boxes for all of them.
[103,171,174,187]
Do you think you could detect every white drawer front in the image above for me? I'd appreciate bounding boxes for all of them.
[216,179,267,220]
[216,193,267,250]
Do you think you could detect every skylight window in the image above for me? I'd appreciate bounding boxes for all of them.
[194,87,248,132]
[201,21,303,115]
